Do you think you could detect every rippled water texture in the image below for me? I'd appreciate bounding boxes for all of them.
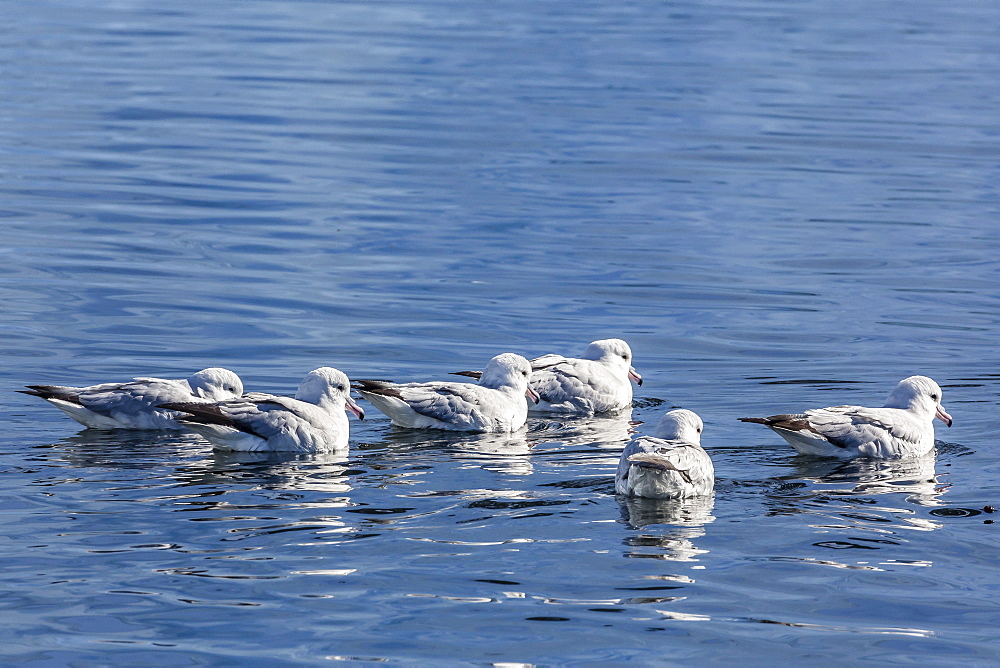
[3,1,1000,664]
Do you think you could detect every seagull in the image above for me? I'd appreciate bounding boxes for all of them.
[159,367,363,452]
[352,353,539,432]
[18,367,244,430]
[452,339,642,414]
[739,375,953,459]
[616,409,714,499]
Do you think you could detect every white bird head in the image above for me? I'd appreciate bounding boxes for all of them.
[479,353,540,403]
[582,338,642,385]
[652,408,704,443]
[883,375,952,427]
[296,367,365,419]
[189,367,244,400]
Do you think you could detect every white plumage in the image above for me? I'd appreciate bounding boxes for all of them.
[739,375,953,460]
[353,353,538,433]
[454,339,642,415]
[19,367,244,430]
[160,367,363,453]
[616,409,715,499]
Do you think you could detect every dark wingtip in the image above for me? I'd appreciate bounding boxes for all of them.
[159,401,264,438]
[450,370,482,379]
[19,386,81,403]
[738,417,768,424]
[158,402,195,413]
[351,379,402,399]
[351,379,394,388]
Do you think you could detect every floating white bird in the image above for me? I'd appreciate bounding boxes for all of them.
[739,375,953,459]
[160,367,364,452]
[18,367,244,430]
[353,353,539,432]
[616,409,714,499]
[453,339,642,414]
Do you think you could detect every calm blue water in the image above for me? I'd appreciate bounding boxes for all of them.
[3,0,1000,664]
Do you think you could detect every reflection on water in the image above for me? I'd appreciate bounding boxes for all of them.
[618,494,715,562]
[4,0,1000,661]
[370,426,535,476]
[198,451,353,494]
[789,452,946,507]
[622,526,710,564]
[449,436,533,476]
[764,451,947,540]
[619,493,716,528]
[530,411,637,450]
[45,428,203,461]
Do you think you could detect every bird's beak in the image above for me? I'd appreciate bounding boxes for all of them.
[628,367,643,386]
[346,395,365,420]
[935,404,952,427]
[525,386,540,404]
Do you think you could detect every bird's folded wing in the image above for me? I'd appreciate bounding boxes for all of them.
[619,437,694,480]
[162,395,313,439]
[804,406,920,449]
[77,379,182,416]
[531,362,615,405]
[528,354,570,371]
[397,384,488,428]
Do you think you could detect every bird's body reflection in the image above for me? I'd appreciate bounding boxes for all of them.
[528,410,636,449]
[371,425,535,476]
[619,493,716,528]
[618,494,715,562]
[789,450,945,507]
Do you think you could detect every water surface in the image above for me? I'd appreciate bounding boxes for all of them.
[3,0,1000,664]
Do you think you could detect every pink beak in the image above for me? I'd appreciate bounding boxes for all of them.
[935,404,952,427]
[346,395,365,420]
[525,386,540,404]
[628,367,643,386]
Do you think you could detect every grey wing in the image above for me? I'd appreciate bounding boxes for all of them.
[398,383,489,428]
[77,378,189,416]
[617,440,647,482]
[451,355,572,382]
[804,406,919,449]
[531,361,614,405]
[622,437,711,481]
[177,396,313,439]
[529,354,570,371]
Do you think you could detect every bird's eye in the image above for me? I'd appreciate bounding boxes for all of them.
[522,371,528,377]
[697,427,702,433]
[337,385,345,392]
[930,393,938,400]
[621,354,628,359]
